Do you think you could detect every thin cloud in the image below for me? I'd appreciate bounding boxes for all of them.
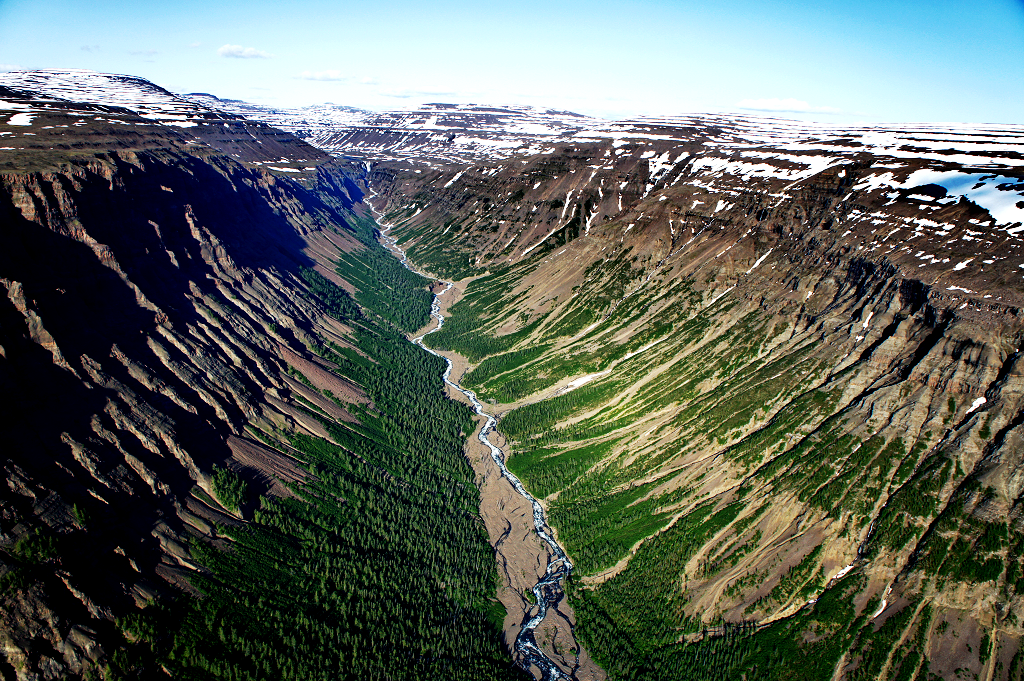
[0,64,22,72]
[297,71,380,85]
[737,98,841,114]
[130,49,159,57]
[188,41,202,48]
[379,87,457,99]
[298,70,347,81]
[218,44,273,59]
[80,45,100,53]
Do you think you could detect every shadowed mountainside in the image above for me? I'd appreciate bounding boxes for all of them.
[0,74,529,681]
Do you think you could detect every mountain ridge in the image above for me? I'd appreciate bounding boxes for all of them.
[0,71,531,681]
[353,94,1024,680]
[4,69,1024,681]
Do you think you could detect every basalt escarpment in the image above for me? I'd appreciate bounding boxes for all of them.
[7,68,1024,680]
[0,71,328,172]
[0,73,533,681]
[364,121,1024,680]
[0,137,371,677]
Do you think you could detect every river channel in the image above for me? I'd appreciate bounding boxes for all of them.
[377,224,577,681]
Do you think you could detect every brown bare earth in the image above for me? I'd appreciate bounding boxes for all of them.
[465,401,605,681]
[224,434,306,499]
[278,343,365,407]
[413,282,606,681]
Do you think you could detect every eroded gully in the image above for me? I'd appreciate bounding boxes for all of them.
[376,223,576,681]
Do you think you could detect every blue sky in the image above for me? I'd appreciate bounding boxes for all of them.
[1,0,1022,123]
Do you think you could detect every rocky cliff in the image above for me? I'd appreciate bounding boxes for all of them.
[362,113,1024,680]
[0,73,524,681]
[7,68,1024,681]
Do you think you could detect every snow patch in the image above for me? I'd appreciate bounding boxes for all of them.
[443,170,465,188]
[966,397,987,414]
[832,564,855,582]
[872,584,893,619]
[6,113,34,126]
[745,248,773,274]
[707,286,734,307]
[558,369,612,394]
[902,170,1024,231]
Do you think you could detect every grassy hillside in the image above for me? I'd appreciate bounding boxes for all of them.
[387,172,1024,680]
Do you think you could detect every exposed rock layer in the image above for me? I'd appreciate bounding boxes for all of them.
[363,115,1024,680]
[0,111,368,678]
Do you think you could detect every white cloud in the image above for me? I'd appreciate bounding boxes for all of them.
[737,98,841,114]
[0,64,21,72]
[218,44,273,59]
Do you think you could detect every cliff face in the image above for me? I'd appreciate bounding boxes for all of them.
[1,72,539,681]
[366,118,1024,679]
[6,70,1024,681]
[0,133,369,676]
[0,71,328,171]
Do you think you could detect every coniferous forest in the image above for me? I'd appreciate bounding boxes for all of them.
[107,228,529,681]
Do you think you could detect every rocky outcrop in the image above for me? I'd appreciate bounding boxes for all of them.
[0,104,370,677]
[361,115,1024,679]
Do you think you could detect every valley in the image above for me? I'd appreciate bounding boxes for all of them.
[2,69,1024,681]
[361,106,1024,680]
[381,224,603,680]
[0,73,530,681]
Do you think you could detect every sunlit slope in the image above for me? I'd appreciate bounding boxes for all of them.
[372,119,1024,679]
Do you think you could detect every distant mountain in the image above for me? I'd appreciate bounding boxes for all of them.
[0,69,328,167]
[178,96,622,164]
